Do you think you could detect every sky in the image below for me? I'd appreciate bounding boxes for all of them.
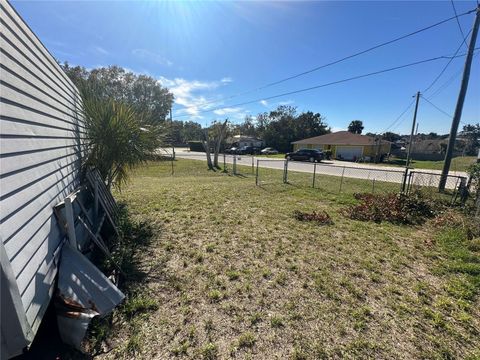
[12,0,480,135]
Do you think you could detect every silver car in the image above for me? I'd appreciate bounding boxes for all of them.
[260,147,279,155]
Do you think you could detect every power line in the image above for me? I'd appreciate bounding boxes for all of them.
[428,67,463,98]
[450,0,469,48]
[253,10,476,90]
[422,29,472,93]
[381,99,416,133]
[421,95,453,118]
[421,96,468,126]
[173,8,477,114]
[427,50,478,98]
[390,109,414,132]
[173,50,478,120]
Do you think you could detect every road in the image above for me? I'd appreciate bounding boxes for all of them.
[171,149,467,190]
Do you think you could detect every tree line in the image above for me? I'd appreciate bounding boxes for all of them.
[62,63,479,184]
[62,63,174,187]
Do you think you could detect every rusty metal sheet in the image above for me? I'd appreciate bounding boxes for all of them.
[55,244,124,349]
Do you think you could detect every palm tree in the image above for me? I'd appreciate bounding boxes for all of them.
[348,120,364,134]
[80,83,164,189]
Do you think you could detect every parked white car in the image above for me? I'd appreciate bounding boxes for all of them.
[261,147,279,155]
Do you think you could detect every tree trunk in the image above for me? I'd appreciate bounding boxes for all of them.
[202,129,214,170]
[213,120,228,168]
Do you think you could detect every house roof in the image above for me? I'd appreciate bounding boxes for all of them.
[292,131,391,146]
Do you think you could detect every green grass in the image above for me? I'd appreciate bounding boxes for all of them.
[259,154,476,172]
[257,153,286,159]
[100,159,479,359]
[383,156,476,172]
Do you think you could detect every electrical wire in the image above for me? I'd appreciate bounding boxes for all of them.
[422,29,472,93]
[172,8,477,113]
[427,51,479,98]
[450,0,469,49]
[173,49,478,119]
[253,10,476,90]
[428,67,463,98]
[381,99,416,133]
[421,95,453,118]
[422,96,469,127]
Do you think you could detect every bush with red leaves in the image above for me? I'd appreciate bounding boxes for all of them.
[345,192,437,224]
[293,210,333,225]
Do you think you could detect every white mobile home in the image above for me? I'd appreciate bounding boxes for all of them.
[0,0,91,356]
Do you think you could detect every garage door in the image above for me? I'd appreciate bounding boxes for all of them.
[336,146,363,160]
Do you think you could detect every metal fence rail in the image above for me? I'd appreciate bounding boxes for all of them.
[282,161,406,194]
[255,159,287,185]
[406,171,468,204]
[255,159,469,202]
[168,152,470,204]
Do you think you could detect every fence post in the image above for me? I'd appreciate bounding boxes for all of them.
[312,163,316,188]
[223,152,226,172]
[401,167,409,193]
[372,178,376,193]
[451,176,461,205]
[283,160,289,183]
[252,156,255,174]
[233,155,237,175]
[255,159,259,186]
[406,171,413,194]
[339,166,346,193]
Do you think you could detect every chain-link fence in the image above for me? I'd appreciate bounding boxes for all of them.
[255,159,469,202]
[168,151,470,204]
[255,159,287,185]
[282,161,405,195]
[406,171,468,204]
[231,154,257,176]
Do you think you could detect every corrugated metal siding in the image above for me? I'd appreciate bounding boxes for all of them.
[0,0,85,336]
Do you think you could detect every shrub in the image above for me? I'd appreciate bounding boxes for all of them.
[323,149,332,160]
[433,209,480,237]
[345,192,437,224]
[293,210,333,225]
[189,141,205,152]
[80,83,165,189]
[467,162,480,204]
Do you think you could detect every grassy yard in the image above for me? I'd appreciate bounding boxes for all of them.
[383,156,476,172]
[258,154,477,172]
[100,159,479,359]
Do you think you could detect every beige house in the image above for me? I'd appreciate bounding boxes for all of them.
[292,131,391,161]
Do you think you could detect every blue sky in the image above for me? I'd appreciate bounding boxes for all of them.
[12,0,480,134]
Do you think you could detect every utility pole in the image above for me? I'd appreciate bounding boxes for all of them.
[405,91,421,169]
[439,5,480,191]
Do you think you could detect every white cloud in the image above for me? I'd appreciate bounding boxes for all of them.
[259,100,268,107]
[132,48,173,67]
[158,76,233,119]
[221,77,233,83]
[93,46,109,55]
[213,107,243,116]
[278,100,294,106]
